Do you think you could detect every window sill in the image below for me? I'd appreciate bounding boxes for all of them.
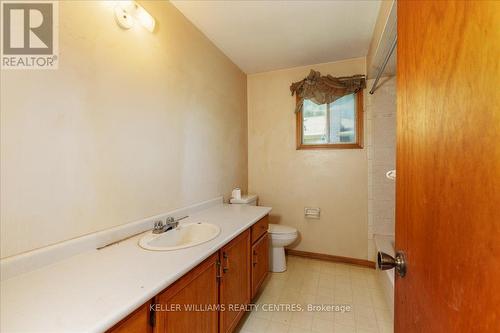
[296,143,364,150]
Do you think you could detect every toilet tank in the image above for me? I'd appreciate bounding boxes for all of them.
[229,194,258,206]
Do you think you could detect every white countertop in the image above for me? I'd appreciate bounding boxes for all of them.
[0,203,271,333]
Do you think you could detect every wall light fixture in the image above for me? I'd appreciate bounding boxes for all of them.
[114,1,155,32]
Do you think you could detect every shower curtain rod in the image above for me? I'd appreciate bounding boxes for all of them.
[369,36,397,95]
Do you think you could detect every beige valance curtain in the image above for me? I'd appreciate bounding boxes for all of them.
[290,70,366,113]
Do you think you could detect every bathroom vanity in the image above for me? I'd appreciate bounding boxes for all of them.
[0,200,271,333]
[108,215,269,333]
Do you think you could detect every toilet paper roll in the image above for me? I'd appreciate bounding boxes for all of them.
[231,188,241,200]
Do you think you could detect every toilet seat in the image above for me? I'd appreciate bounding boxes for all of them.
[269,232,297,240]
[268,224,297,235]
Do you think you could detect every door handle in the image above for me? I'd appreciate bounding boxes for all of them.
[378,251,407,277]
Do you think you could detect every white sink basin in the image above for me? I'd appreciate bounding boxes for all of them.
[139,222,221,251]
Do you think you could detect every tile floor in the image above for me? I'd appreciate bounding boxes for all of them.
[236,256,393,333]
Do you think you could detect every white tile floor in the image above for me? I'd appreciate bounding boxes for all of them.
[236,256,393,333]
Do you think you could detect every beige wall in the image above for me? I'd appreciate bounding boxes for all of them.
[0,1,247,258]
[248,58,368,260]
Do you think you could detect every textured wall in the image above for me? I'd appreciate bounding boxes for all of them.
[0,1,248,258]
[248,58,369,260]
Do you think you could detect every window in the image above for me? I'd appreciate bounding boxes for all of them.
[296,91,363,149]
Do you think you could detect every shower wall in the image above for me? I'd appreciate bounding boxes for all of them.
[366,76,396,261]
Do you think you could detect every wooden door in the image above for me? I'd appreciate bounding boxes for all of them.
[154,254,219,333]
[251,234,269,298]
[219,230,251,333]
[396,1,500,332]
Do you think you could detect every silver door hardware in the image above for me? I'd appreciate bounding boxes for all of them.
[378,251,407,277]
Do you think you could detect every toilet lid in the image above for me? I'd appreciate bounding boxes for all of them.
[268,223,297,234]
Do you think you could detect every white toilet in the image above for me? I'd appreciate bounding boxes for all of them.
[267,223,298,272]
[229,194,298,272]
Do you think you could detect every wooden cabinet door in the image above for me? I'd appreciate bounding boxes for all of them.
[219,230,251,333]
[154,254,219,333]
[251,234,269,298]
[106,302,152,333]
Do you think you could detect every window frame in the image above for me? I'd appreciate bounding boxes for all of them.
[296,90,364,150]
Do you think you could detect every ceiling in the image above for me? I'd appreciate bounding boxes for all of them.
[171,0,381,74]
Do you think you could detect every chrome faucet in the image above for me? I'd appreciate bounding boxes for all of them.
[153,215,188,234]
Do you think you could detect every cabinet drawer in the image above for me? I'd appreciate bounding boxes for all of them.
[251,215,269,243]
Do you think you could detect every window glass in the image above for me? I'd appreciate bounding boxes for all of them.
[302,99,328,144]
[302,93,356,145]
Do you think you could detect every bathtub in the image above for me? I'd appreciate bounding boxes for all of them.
[374,234,395,315]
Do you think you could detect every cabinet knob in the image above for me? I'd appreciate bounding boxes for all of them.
[216,260,222,280]
[253,251,258,266]
[222,252,229,272]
